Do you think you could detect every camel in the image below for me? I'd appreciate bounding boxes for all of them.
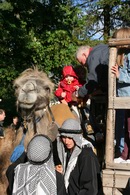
[0,67,77,194]
[0,127,21,194]
[13,67,77,147]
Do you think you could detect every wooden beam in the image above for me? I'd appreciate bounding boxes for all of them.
[108,47,117,98]
[103,35,130,195]
[103,169,130,188]
[106,162,130,170]
[103,187,122,195]
[103,187,113,195]
[108,97,130,109]
[105,47,117,164]
[109,38,130,46]
[105,109,115,164]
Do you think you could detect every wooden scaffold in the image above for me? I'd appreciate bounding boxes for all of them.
[102,38,130,195]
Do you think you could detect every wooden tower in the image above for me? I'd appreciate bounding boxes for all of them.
[102,38,130,194]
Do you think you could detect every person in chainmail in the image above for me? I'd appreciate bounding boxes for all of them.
[56,118,102,195]
[12,134,66,195]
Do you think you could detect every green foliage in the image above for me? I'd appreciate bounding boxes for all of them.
[76,0,130,40]
[1,0,129,115]
[0,0,85,112]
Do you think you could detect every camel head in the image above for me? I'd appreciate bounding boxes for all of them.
[13,68,54,117]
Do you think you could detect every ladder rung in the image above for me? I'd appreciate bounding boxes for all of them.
[108,38,130,46]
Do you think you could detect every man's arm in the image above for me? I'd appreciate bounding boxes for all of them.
[78,80,99,98]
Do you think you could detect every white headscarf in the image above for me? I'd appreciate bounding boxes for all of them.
[13,135,57,195]
[57,118,93,189]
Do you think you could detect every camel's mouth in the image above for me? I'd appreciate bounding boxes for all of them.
[19,102,34,109]
[18,97,49,111]
[17,91,37,109]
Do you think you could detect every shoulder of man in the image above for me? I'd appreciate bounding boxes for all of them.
[79,146,99,164]
[94,43,108,49]
[90,44,109,55]
[88,44,109,66]
[81,145,95,155]
[78,146,100,172]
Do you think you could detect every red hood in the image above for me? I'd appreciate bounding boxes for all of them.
[62,66,78,78]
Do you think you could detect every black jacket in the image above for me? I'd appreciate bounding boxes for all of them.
[67,147,102,195]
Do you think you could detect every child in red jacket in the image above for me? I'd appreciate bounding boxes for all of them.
[55,65,83,106]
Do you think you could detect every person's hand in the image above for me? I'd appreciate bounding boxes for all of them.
[74,85,79,90]
[55,165,63,174]
[61,92,66,98]
[111,64,119,79]
[71,91,84,106]
[71,91,78,101]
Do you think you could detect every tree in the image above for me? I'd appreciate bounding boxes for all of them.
[1,0,129,117]
[74,0,130,40]
[0,0,88,115]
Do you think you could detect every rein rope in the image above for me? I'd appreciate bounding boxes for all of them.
[22,104,56,134]
[47,104,55,123]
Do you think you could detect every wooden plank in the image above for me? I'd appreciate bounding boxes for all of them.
[105,47,117,166]
[108,97,130,109]
[115,176,129,189]
[103,186,123,195]
[109,38,130,46]
[105,109,115,164]
[114,189,123,195]
[108,47,117,98]
[103,187,123,195]
[103,170,113,187]
[106,46,130,166]
[103,36,130,195]
[103,169,130,178]
[106,162,130,170]
[102,169,130,189]
[103,187,113,195]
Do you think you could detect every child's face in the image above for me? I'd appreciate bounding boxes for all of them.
[65,75,74,81]
[65,76,74,84]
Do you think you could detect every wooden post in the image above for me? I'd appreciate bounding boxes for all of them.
[105,47,117,165]
[103,38,130,193]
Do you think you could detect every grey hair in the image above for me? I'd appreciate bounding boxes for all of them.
[75,45,90,59]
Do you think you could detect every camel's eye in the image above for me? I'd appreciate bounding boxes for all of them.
[14,84,19,90]
[45,86,50,92]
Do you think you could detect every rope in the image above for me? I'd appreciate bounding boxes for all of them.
[47,105,55,123]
